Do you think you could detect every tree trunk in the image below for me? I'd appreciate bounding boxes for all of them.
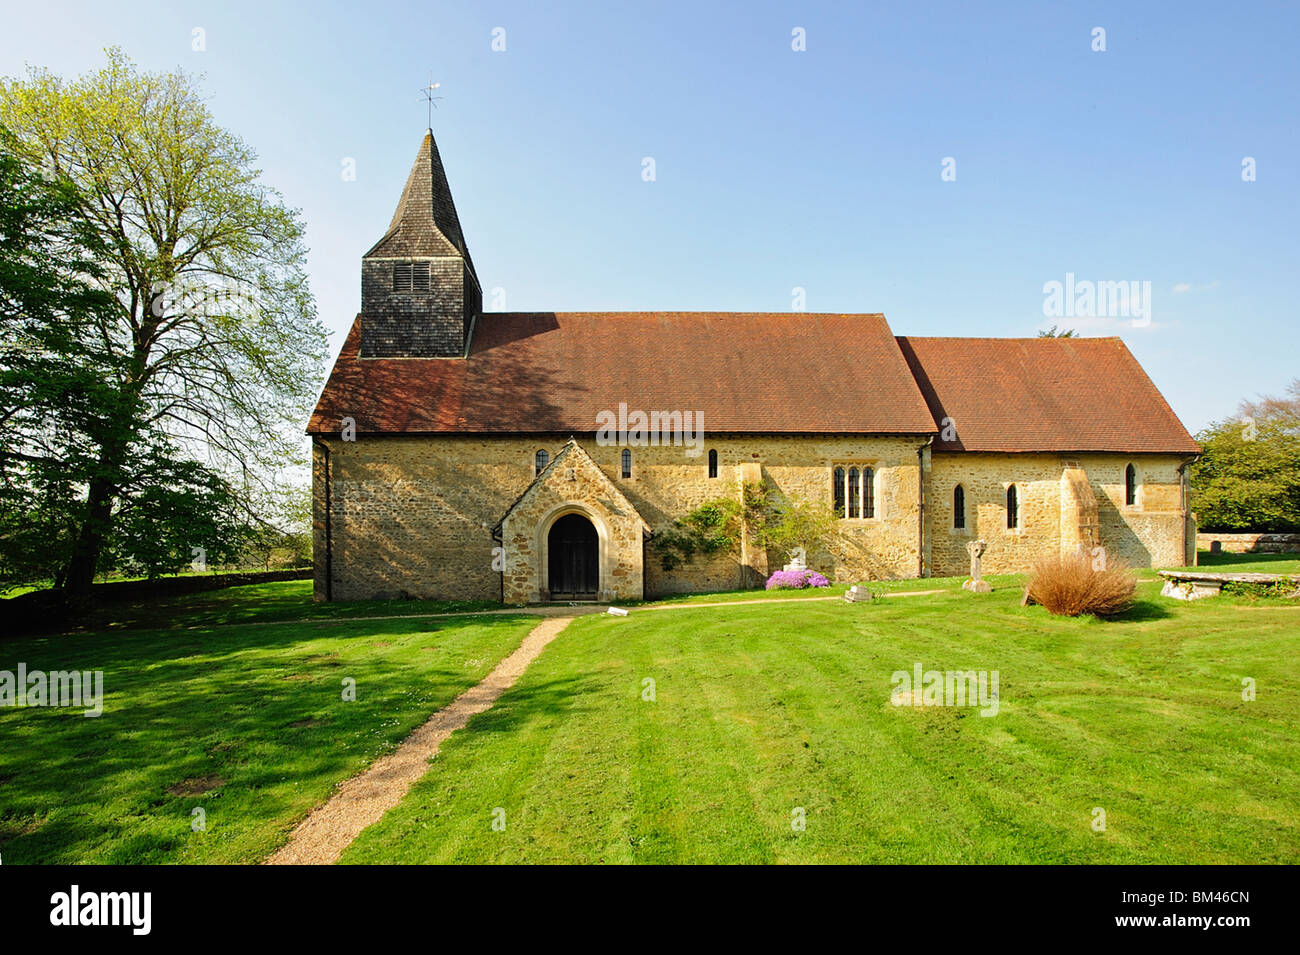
[64,474,116,596]
[63,332,147,596]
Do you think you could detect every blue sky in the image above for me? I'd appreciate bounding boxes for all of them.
[3,0,1297,433]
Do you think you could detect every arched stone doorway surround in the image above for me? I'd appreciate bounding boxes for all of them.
[495,439,650,603]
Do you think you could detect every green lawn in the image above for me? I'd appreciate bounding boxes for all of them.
[1191,550,1300,575]
[622,551,1300,608]
[342,578,1300,864]
[0,605,537,863]
[3,571,1298,864]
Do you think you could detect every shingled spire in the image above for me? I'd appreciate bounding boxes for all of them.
[360,129,481,358]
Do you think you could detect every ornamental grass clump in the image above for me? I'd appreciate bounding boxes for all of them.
[765,569,831,590]
[1025,552,1136,617]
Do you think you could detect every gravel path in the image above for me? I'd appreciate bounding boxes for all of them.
[265,615,575,865]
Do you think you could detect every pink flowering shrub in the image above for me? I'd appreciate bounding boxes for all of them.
[765,569,831,590]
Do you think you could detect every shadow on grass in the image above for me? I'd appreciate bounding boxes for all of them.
[0,611,541,863]
[1109,598,1175,622]
[2,579,510,639]
[1,611,540,667]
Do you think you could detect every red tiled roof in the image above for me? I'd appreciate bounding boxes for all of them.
[895,336,1200,454]
[308,312,939,435]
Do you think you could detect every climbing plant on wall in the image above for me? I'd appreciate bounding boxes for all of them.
[651,481,836,573]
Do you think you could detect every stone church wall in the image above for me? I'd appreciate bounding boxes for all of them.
[924,452,1189,578]
[313,435,508,602]
[312,436,1190,601]
[313,434,928,601]
[638,436,929,593]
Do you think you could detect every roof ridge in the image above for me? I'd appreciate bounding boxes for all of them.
[898,334,1125,343]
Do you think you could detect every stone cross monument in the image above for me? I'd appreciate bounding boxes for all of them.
[962,539,991,593]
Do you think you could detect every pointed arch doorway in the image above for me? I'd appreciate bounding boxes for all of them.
[547,513,598,599]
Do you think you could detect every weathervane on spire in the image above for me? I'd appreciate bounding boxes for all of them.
[419,73,442,128]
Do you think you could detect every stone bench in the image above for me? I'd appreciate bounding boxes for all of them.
[1158,571,1296,600]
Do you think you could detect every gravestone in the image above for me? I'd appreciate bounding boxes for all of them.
[843,584,877,603]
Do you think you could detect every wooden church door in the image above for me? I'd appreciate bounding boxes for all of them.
[547,513,598,598]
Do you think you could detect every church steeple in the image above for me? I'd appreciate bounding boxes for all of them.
[366,129,476,269]
[360,129,481,358]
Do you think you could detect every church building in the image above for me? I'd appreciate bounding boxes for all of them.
[307,130,1200,603]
